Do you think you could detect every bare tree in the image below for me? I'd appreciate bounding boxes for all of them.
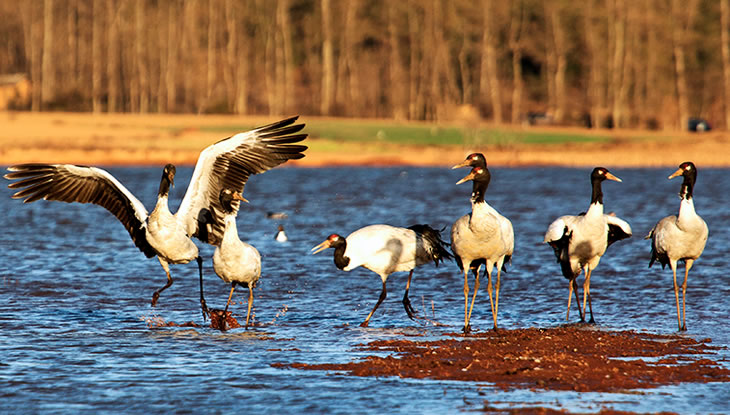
[480,0,503,123]
[135,0,149,113]
[671,0,699,130]
[320,0,335,115]
[509,0,525,124]
[41,0,55,106]
[722,0,730,129]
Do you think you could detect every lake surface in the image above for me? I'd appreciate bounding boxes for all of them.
[2,166,729,414]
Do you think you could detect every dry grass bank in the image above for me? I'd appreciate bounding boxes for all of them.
[2,111,730,168]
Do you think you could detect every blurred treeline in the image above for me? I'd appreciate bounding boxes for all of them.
[1,0,729,130]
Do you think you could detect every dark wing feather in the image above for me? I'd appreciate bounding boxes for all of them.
[5,164,156,258]
[176,116,308,245]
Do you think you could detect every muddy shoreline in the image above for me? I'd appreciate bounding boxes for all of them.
[275,326,730,393]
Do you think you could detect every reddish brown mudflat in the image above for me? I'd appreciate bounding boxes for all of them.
[275,326,730,392]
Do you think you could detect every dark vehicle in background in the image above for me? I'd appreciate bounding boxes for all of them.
[688,118,711,132]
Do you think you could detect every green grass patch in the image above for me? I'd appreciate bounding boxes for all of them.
[193,119,613,146]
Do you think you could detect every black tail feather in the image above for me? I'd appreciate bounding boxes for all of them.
[408,224,454,266]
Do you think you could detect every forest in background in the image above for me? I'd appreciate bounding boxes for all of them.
[1,0,729,131]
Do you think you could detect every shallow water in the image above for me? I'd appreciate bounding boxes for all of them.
[1,166,729,413]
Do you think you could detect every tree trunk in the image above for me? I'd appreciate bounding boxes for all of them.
[409,4,423,120]
[135,0,149,113]
[67,0,79,89]
[722,0,730,129]
[166,1,177,112]
[41,0,55,106]
[106,0,119,112]
[320,0,335,115]
[670,0,698,130]
[480,0,502,123]
[509,1,525,124]
[545,0,567,123]
[610,0,627,128]
[207,0,217,108]
[92,0,103,112]
[278,0,294,114]
[388,2,406,120]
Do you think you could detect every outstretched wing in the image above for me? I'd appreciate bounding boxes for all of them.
[4,163,156,258]
[176,116,307,245]
[605,214,632,248]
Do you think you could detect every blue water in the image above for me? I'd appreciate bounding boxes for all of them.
[1,166,729,414]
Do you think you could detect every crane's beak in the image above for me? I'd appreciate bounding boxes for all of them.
[456,170,476,185]
[311,240,331,255]
[451,159,471,169]
[668,168,684,180]
[605,172,622,182]
[232,192,249,203]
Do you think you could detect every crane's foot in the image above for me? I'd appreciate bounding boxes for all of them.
[359,320,370,328]
[463,324,472,334]
[680,324,687,332]
[200,299,209,322]
[403,297,417,320]
[151,292,160,307]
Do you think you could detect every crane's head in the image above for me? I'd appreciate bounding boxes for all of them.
[163,164,176,187]
[311,234,345,254]
[591,167,622,183]
[452,153,486,170]
[218,188,248,213]
[669,161,696,180]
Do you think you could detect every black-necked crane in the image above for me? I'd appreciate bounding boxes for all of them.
[212,189,261,330]
[544,167,632,324]
[646,162,708,331]
[451,157,514,333]
[5,116,306,317]
[311,223,452,327]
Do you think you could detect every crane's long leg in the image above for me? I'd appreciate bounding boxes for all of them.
[574,279,584,322]
[585,268,595,324]
[361,281,387,328]
[681,260,693,332]
[463,267,470,333]
[402,270,416,320]
[567,278,585,322]
[583,270,596,324]
[567,279,574,321]
[221,283,237,331]
[467,268,481,333]
[245,283,254,329]
[671,261,681,331]
[494,266,502,331]
[582,268,595,324]
[197,256,208,321]
[151,257,173,307]
[485,267,497,331]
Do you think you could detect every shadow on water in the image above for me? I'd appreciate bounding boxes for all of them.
[1,166,729,413]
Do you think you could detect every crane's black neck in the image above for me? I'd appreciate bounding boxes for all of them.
[590,174,604,205]
[332,239,350,270]
[158,175,171,198]
[680,171,696,200]
[471,170,491,204]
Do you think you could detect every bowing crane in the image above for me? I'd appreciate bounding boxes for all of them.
[312,224,452,327]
